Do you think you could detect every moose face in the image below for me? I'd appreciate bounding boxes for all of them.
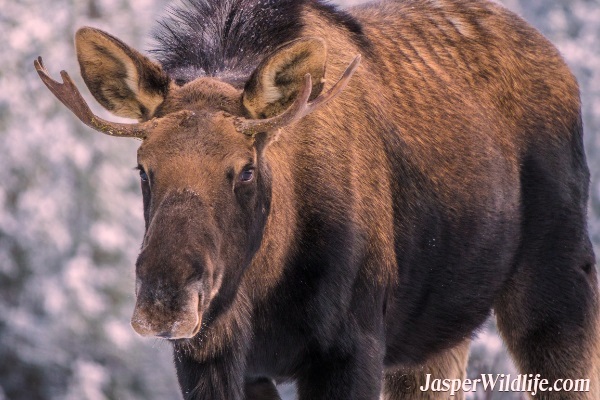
[132,111,270,339]
[35,27,359,340]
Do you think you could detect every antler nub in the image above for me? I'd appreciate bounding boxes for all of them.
[34,56,158,139]
[234,54,362,136]
[36,53,360,139]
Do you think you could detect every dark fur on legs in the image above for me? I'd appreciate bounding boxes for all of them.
[494,145,600,399]
[245,378,281,400]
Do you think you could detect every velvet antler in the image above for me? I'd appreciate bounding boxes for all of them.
[34,57,193,139]
[234,54,361,135]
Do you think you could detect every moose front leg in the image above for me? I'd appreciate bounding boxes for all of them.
[296,327,385,400]
[173,343,246,400]
[245,377,282,400]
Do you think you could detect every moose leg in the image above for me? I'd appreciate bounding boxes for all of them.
[494,201,600,400]
[382,338,470,400]
[295,326,385,400]
[173,345,246,400]
[495,258,600,399]
[245,377,282,400]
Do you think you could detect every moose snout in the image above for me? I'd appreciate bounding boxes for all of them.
[131,286,202,339]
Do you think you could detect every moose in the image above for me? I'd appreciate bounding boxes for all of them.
[35,0,600,398]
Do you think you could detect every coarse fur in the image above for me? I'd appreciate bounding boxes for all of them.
[46,0,600,399]
[151,0,371,86]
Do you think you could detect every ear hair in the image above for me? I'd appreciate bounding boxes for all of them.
[75,27,170,120]
[243,37,327,119]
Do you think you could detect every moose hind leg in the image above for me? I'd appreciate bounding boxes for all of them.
[495,152,600,399]
[495,255,600,399]
[382,338,470,400]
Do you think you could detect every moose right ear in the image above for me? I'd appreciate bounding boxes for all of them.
[243,37,327,119]
[75,27,171,120]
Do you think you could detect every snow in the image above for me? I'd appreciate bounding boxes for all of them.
[64,360,109,400]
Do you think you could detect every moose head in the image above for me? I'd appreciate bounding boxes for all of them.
[35,27,360,340]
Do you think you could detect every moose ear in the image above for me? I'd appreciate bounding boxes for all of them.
[243,37,327,119]
[75,27,170,120]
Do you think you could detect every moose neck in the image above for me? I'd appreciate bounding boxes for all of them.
[238,3,372,301]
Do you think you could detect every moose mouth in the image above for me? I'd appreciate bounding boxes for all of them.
[131,290,204,340]
[157,320,202,340]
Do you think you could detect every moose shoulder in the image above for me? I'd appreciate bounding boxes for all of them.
[36,0,600,399]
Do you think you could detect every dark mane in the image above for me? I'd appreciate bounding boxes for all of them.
[151,0,370,85]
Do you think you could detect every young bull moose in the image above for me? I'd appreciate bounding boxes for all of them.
[35,0,600,398]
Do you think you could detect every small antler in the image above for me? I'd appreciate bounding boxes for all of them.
[234,54,362,136]
[34,56,162,139]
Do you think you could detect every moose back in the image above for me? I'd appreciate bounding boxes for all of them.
[36,0,600,399]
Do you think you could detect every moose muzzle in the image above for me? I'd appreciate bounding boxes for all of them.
[131,282,202,339]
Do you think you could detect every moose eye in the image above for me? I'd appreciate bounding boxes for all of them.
[239,168,255,183]
[139,169,149,183]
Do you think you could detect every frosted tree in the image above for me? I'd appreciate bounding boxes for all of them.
[0,0,179,399]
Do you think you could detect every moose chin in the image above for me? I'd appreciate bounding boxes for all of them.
[36,0,600,399]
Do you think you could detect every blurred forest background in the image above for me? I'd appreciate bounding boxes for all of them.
[0,0,599,399]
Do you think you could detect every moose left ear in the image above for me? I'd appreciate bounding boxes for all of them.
[243,37,327,119]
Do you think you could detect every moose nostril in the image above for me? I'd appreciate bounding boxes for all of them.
[156,331,173,339]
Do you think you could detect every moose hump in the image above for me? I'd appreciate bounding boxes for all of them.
[151,0,371,85]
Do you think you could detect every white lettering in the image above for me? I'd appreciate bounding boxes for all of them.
[418,374,590,395]
[419,374,432,392]
[481,374,500,391]
[450,379,461,396]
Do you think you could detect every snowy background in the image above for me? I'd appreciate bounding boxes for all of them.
[0,0,599,399]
